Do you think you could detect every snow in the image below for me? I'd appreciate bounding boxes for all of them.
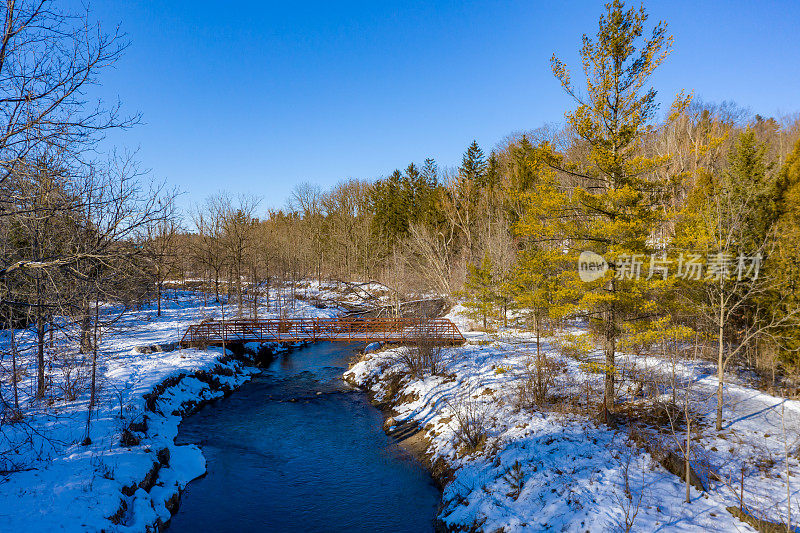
[345,305,791,532]
[3,285,797,531]
[0,285,348,532]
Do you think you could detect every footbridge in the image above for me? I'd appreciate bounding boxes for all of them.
[179,317,465,347]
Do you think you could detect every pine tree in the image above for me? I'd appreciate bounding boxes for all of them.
[485,153,501,189]
[421,158,439,188]
[510,136,539,191]
[460,140,488,186]
[463,254,498,330]
[770,139,800,367]
[674,128,788,431]
[371,169,410,244]
[543,0,690,413]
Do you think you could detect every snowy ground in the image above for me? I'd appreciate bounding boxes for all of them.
[346,305,800,532]
[3,286,797,532]
[0,283,345,532]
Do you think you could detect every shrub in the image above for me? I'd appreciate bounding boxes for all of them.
[579,361,618,376]
[448,388,489,453]
[554,333,594,359]
[515,355,565,408]
[395,341,447,379]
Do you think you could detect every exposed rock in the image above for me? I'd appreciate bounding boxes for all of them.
[139,461,162,492]
[128,417,148,434]
[120,429,140,447]
[165,490,182,515]
[121,483,137,497]
[660,451,704,491]
[727,506,788,533]
[106,499,127,525]
[157,447,170,467]
[133,342,179,354]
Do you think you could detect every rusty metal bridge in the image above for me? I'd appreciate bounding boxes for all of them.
[179,317,465,347]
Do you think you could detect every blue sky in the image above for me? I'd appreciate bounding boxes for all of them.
[78,0,800,214]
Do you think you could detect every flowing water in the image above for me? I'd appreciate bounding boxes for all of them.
[167,342,440,532]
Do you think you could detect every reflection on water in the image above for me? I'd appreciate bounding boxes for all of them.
[167,343,440,532]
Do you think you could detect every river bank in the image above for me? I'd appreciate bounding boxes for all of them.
[0,287,342,532]
[344,307,757,532]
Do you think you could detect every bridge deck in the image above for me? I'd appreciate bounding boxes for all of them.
[179,317,465,347]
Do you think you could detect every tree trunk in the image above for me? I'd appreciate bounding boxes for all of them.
[36,311,46,398]
[84,298,99,444]
[716,293,725,432]
[604,306,616,413]
[685,378,692,503]
[80,309,92,354]
[536,314,543,403]
[237,256,243,312]
[157,280,162,317]
[10,320,19,411]
[783,398,792,531]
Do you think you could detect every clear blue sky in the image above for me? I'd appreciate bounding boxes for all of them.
[77,0,800,215]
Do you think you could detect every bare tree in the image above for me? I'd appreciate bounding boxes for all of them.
[0,0,138,194]
[144,195,181,316]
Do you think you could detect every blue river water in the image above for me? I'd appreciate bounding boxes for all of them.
[167,342,440,532]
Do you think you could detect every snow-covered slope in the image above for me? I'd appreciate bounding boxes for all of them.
[344,305,795,532]
[0,288,340,532]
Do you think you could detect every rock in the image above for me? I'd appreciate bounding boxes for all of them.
[364,342,382,354]
[727,506,787,533]
[383,417,397,431]
[165,490,182,515]
[138,461,162,492]
[120,429,140,447]
[106,499,128,524]
[128,417,148,434]
[133,342,179,354]
[157,447,170,467]
[660,451,704,491]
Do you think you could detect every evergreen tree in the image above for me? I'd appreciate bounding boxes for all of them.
[421,157,439,187]
[510,136,539,190]
[543,0,689,413]
[460,140,487,186]
[763,138,800,368]
[726,129,778,252]
[485,153,501,189]
[371,169,410,244]
[673,128,788,431]
[462,254,498,330]
[371,161,445,244]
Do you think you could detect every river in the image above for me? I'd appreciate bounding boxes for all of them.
[167,342,440,532]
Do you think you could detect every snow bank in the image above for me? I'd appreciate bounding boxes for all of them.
[346,315,757,531]
[0,290,335,532]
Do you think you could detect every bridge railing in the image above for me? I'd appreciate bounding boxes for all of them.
[179,317,465,347]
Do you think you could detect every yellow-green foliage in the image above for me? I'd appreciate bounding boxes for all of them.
[619,316,696,355]
[554,333,594,359]
[579,361,618,376]
[494,366,511,375]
